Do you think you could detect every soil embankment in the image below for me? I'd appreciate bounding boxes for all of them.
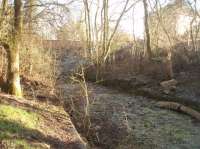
[0,92,86,149]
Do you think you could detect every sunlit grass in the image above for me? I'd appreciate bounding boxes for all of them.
[0,105,39,129]
[0,104,45,149]
[1,139,42,149]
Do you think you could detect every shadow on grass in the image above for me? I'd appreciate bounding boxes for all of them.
[0,94,67,122]
[0,119,84,149]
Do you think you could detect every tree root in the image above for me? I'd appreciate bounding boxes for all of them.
[156,101,200,121]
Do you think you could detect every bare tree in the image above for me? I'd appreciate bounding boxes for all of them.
[83,0,92,57]
[7,0,23,97]
[143,0,152,60]
[103,0,133,61]
[102,0,109,58]
[149,0,174,79]
[186,0,200,51]
[26,0,36,33]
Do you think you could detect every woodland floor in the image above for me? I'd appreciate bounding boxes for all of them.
[1,49,200,149]
[65,83,200,149]
[57,50,200,149]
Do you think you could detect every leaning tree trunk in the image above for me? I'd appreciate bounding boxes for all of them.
[7,0,22,97]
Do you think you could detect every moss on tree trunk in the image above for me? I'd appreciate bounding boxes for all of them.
[7,0,22,97]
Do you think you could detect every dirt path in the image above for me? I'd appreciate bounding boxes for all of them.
[57,51,200,149]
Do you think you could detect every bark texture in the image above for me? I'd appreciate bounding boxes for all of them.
[7,0,23,97]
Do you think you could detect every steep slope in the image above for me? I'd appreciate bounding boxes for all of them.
[0,93,86,149]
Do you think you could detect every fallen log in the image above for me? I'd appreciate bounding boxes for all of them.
[156,101,200,121]
[160,79,178,89]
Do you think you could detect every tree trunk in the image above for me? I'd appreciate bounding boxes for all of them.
[27,0,35,33]
[83,0,92,57]
[0,0,8,26]
[7,0,22,97]
[143,0,152,60]
[165,50,174,79]
[26,0,36,75]
[102,0,109,57]
[1,0,7,17]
